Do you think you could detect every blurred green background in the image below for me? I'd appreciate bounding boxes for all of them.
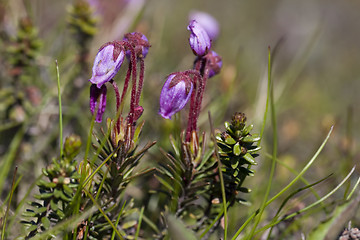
[1,0,360,238]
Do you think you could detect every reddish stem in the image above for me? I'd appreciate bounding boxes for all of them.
[120,63,132,114]
[186,80,197,142]
[119,41,137,135]
[194,58,209,130]
[110,79,121,132]
[136,58,145,106]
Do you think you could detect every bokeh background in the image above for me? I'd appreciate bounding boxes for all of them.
[1,0,360,238]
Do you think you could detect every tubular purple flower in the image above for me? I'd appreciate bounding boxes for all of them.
[189,11,220,40]
[123,32,150,59]
[187,20,211,56]
[159,73,193,119]
[89,41,125,88]
[90,84,107,123]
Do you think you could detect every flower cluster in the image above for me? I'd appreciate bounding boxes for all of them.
[159,16,222,141]
[88,32,150,137]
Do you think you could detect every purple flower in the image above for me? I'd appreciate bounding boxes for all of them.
[205,50,222,78]
[90,84,107,123]
[89,41,125,88]
[159,73,193,119]
[187,20,211,56]
[189,11,220,40]
[123,32,150,59]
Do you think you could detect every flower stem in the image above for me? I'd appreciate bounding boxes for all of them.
[110,79,121,132]
[136,58,145,106]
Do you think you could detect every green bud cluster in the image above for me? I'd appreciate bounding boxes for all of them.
[215,112,261,203]
[22,135,81,237]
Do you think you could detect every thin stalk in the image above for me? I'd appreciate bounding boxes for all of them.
[254,166,356,235]
[135,206,145,239]
[83,188,124,240]
[111,201,127,240]
[258,46,273,145]
[186,81,197,142]
[120,64,132,115]
[55,60,63,157]
[346,176,360,201]
[135,58,145,106]
[129,45,137,126]
[247,46,276,240]
[209,112,228,239]
[84,114,96,166]
[110,80,122,132]
[1,166,17,240]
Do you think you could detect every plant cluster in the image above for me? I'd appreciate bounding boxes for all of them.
[0,1,358,240]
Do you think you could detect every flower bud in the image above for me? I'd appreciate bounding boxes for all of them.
[159,73,193,119]
[90,84,107,122]
[189,11,220,40]
[89,41,125,88]
[232,112,246,129]
[204,50,222,78]
[187,20,211,56]
[123,32,150,59]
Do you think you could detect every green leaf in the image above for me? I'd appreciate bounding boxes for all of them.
[224,121,231,131]
[242,134,260,143]
[34,207,47,214]
[238,187,252,193]
[247,146,261,153]
[56,209,65,219]
[154,175,175,192]
[37,180,56,189]
[22,210,37,217]
[41,217,51,229]
[243,153,257,165]
[50,200,58,211]
[62,184,74,196]
[230,158,239,169]
[122,220,137,229]
[233,142,241,156]
[34,192,53,200]
[242,124,254,136]
[225,136,236,145]
[27,224,38,233]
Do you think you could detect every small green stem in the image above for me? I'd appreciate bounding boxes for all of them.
[135,206,145,240]
[247,46,276,240]
[55,60,63,158]
[1,166,18,240]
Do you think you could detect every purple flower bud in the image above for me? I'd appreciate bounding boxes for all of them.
[159,73,193,119]
[90,84,107,122]
[89,41,125,88]
[189,11,220,40]
[204,50,222,78]
[123,32,150,59]
[187,20,211,56]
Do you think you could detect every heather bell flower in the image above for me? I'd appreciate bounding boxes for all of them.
[89,41,125,88]
[90,84,107,123]
[189,11,220,40]
[187,20,211,56]
[159,73,193,119]
[89,41,125,122]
